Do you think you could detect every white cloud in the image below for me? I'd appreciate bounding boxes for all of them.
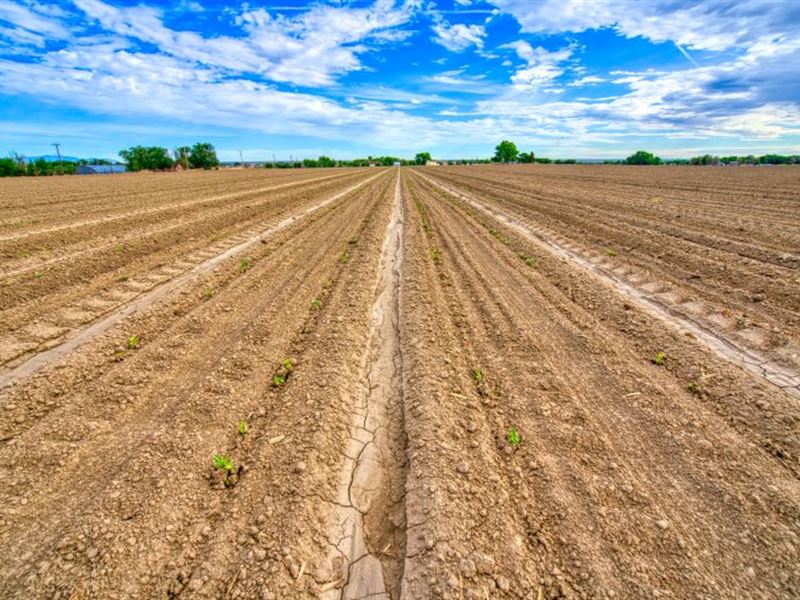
[0,0,70,40]
[568,75,605,87]
[501,40,574,87]
[431,21,485,52]
[489,0,800,52]
[69,0,414,87]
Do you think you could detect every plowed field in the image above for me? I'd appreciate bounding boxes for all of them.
[1,165,798,599]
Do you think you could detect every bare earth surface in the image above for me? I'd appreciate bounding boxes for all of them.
[0,165,798,599]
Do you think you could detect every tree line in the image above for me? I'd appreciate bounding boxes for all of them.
[4,139,798,177]
[615,150,800,165]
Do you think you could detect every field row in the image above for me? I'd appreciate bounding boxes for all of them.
[0,167,797,599]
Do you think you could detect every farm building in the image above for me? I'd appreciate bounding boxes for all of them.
[76,165,127,175]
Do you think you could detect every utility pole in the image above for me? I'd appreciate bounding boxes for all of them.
[52,142,63,175]
[239,150,244,167]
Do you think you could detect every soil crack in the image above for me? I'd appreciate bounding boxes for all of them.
[325,173,407,600]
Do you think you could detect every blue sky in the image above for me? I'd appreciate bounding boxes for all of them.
[1,0,799,161]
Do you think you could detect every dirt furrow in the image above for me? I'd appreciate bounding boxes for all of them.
[399,170,799,598]
[0,169,357,240]
[417,171,800,399]
[0,170,365,276]
[326,173,407,600]
[0,171,385,382]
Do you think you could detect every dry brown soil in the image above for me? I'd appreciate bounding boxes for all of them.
[0,165,797,599]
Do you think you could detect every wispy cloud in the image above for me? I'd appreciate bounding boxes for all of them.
[431,20,485,52]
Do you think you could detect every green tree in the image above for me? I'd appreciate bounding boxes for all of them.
[317,155,336,167]
[493,140,519,163]
[625,150,662,165]
[415,152,432,165]
[188,142,219,170]
[119,146,173,171]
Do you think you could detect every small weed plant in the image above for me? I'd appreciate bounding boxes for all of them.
[652,351,666,366]
[687,381,700,395]
[348,235,359,245]
[473,368,484,383]
[33,271,44,279]
[507,427,521,447]
[203,287,214,299]
[273,373,286,387]
[430,248,441,264]
[239,257,252,272]
[310,297,322,310]
[339,250,351,264]
[127,334,139,350]
[118,274,129,282]
[238,420,248,437]
[115,242,125,253]
[606,248,617,257]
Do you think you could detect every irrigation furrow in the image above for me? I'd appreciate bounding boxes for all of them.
[326,173,407,599]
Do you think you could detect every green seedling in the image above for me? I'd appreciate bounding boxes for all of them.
[118,274,129,282]
[238,420,248,437]
[687,381,700,395]
[322,279,333,290]
[473,368,484,383]
[212,453,236,488]
[126,334,139,350]
[348,235,359,245]
[272,358,294,388]
[16,250,31,259]
[203,287,214,299]
[652,351,666,366]
[507,427,521,447]
[115,242,124,253]
[239,257,252,272]
[213,453,234,472]
[33,271,44,279]
[113,348,126,362]
[311,297,322,310]
[430,248,441,263]
[339,250,351,264]
[606,248,617,257]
